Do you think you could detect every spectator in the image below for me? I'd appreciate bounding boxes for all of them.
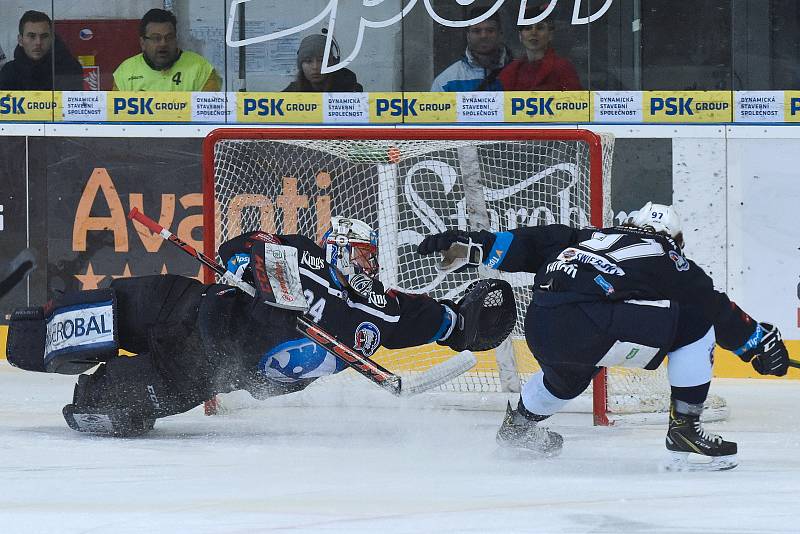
[430,8,512,92]
[498,4,582,91]
[0,10,83,90]
[283,34,363,92]
[113,9,221,91]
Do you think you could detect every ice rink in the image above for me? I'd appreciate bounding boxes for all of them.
[1,361,799,534]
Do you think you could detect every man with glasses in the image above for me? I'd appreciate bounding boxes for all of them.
[112,9,221,91]
[0,10,83,90]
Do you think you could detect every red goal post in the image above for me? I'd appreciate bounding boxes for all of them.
[200,126,671,425]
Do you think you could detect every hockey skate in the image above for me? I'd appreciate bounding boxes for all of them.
[664,402,737,472]
[495,401,563,457]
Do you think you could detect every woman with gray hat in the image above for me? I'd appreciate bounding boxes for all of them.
[284,33,363,92]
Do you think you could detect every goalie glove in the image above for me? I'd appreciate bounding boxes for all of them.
[438,279,516,352]
[417,230,496,273]
[735,322,789,376]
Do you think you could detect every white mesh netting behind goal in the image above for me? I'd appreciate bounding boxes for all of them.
[204,128,726,423]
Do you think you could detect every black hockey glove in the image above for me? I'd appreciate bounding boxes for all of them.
[417,230,496,272]
[737,322,789,376]
[438,279,516,352]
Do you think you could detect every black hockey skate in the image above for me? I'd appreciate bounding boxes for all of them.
[495,401,563,457]
[664,402,737,471]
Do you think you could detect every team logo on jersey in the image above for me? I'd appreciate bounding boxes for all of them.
[668,250,690,271]
[354,322,381,356]
[301,250,325,270]
[560,248,577,260]
[258,338,344,383]
[368,293,387,308]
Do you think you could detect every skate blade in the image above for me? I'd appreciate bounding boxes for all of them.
[494,441,563,460]
[662,451,738,472]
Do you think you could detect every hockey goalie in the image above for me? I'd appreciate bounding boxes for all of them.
[5,216,515,437]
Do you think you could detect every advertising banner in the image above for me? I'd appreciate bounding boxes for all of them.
[0,91,61,122]
[323,93,370,123]
[735,91,783,123]
[593,91,643,123]
[191,92,235,123]
[107,91,192,122]
[237,92,323,123]
[456,92,504,122]
[504,91,591,123]
[783,91,800,123]
[3,90,800,124]
[644,91,732,123]
[62,91,107,121]
[43,137,205,295]
[401,92,457,123]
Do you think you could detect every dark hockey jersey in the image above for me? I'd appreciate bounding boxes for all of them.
[209,231,449,386]
[483,224,756,351]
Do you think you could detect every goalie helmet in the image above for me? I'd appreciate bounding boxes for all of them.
[321,216,379,277]
[625,201,684,247]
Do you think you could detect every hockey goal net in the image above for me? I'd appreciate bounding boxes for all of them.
[202,127,725,425]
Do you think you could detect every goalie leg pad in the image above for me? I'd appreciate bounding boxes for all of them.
[63,353,202,436]
[63,380,155,437]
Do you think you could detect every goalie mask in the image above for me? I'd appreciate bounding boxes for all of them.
[321,217,379,277]
[625,201,684,247]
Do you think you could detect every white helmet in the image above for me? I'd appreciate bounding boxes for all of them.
[321,216,379,277]
[626,201,683,242]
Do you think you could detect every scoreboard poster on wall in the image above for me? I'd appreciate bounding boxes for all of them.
[3,90,800,124]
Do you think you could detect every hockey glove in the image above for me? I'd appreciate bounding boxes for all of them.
[438,279,516,352]
[736,322,789,376]
[417,230,496,273]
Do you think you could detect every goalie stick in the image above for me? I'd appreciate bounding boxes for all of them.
[128,208,477,397]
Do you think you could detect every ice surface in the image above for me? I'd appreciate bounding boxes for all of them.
[1,361,799,534]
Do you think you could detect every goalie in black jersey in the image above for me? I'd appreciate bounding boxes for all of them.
[418,202,790,471]
[6,216,514,437]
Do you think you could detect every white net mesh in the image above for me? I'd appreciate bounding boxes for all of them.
[206,128,724,420]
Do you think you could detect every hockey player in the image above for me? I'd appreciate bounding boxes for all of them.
[6,217,514,437]
[417,202,790,471]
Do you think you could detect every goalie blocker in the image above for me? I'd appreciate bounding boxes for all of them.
[7,289,119,374]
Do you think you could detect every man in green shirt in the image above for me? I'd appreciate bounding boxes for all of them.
[113,9,221,91]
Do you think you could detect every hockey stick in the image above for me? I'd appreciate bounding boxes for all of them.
[128,208,476,396]
[0,248,36,300]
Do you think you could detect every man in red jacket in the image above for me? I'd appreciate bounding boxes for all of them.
[498,4,581,91]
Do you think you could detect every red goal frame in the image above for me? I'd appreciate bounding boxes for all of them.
[202,127,612,425]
